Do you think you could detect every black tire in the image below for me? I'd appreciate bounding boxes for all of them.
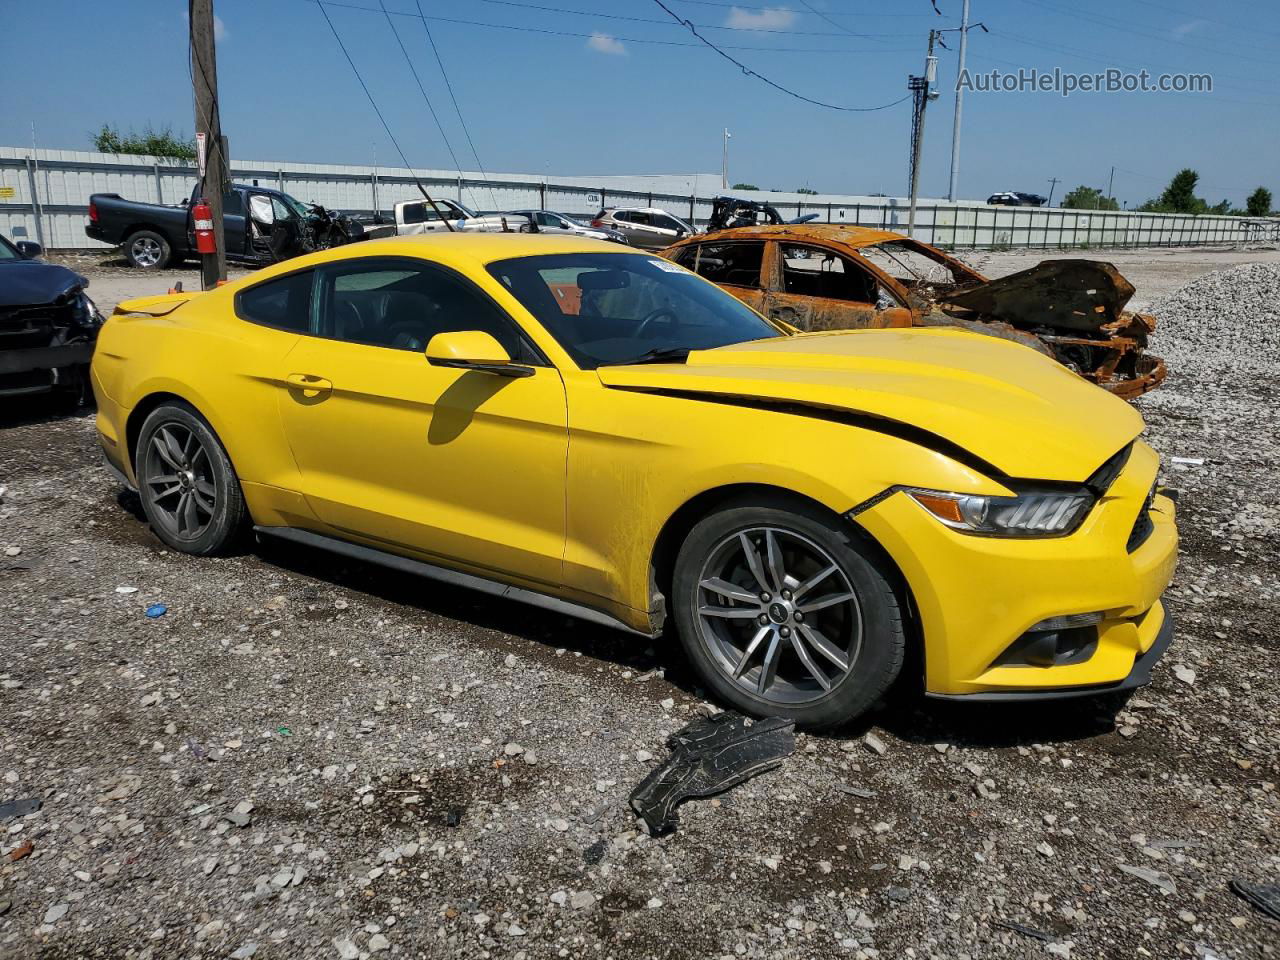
[135,402,247,555]
[123,229,172,269]
[672,496,905,730]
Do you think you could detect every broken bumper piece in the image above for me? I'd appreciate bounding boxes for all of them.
[629,712,795,835]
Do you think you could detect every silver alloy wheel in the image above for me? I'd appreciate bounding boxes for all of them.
[695,527,863,705]
[143,423,216,540]
[131,236,162,267]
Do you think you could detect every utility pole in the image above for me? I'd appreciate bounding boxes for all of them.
[946,0,970,200]
[1047,177,1060,207]
[1106,165,1115,203]
[721,128,731,190]
[190,0,228,288]
[907,30,941,238]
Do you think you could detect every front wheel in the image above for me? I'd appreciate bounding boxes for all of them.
[672,497,906,729]
[135,402,247,555]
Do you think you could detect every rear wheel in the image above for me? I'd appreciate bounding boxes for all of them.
[135,402,246,554]
[672,497,905,729]
[124,230,172,269]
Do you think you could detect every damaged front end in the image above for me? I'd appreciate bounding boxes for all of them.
[934,259,1167,399]
[0,264,103,400]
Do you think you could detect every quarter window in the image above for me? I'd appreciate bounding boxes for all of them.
[236,270,313,332]
[314,258,536,359]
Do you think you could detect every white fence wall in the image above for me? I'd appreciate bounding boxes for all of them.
[3,146,1277,252]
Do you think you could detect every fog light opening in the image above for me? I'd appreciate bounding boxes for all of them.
[995,620,1101,669]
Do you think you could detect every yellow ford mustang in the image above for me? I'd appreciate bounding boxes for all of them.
[91,234,1177,728]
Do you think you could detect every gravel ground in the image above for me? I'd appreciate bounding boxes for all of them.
[1,248,1277,959]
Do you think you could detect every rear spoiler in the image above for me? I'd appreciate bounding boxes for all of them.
[113,291,200,317]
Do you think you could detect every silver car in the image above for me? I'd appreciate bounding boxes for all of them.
[507,210,629,244]
[590,207,696,250]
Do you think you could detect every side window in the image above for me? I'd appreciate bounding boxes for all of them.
[237,270,313,333]
[780,244,879,304]
[651,215,682,233]
[691,242,764,288]
[611,210,632,223]
[400,202,426,225]
[536,212,558,227]
[316,259,536,360]
[271,197,293,222]
[630,211,653,227]
[222,190,245,218]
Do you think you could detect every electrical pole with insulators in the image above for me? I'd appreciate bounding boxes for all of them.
[907,30,941,239]
[1106,166,1116,204]
[1047,177,1060,207]
[191,0,229,288]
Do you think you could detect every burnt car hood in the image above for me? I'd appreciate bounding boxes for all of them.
[595,328,1143,482]
[0,260,88,307]
[936,259,1137,332]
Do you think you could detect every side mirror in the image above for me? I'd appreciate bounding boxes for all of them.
[425,331,533,378]
[16,240,42,259]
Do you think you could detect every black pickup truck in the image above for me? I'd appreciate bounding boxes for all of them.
[85,182,370,269]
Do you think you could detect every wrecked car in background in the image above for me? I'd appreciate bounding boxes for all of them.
[661,224,1166,398]
[0,234,101,404]
[87,182,369,269]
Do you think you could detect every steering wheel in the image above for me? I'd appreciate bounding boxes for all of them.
[634,307,679,340]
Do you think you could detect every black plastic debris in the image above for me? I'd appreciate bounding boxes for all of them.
[444,809,464,829]
[0,798,41,821]
[1230,880,1280,922]
[628,712,795,835]
[994,919,1052,942]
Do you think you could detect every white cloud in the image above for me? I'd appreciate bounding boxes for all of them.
[1171,19,1205,38]
[180,12,230,43]
[726,6,796,30]
[587,31,627,55]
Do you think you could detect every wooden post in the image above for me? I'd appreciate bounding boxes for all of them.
[191,0,228,287]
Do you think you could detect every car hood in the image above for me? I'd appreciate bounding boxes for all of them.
[595,328,1143,482]
[0,260,87,308]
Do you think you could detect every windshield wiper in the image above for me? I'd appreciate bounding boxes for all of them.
[602,347,691,367]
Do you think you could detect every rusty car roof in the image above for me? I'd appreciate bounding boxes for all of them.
[693,223,908,249]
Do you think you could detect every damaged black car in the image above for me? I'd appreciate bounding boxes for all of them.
[0,235,102,404]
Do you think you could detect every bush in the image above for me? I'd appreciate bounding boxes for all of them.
[92,124,196,162]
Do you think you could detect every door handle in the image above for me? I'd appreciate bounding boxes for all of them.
[286,373,332,396]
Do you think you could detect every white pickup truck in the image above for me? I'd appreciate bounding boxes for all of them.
[392,197,531,236]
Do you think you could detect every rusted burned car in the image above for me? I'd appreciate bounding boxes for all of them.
[660,224,1166,398]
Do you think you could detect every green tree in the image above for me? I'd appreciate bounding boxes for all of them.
[731,182,759,191]
[796,187,818,195]
[1159,168,1200,212]
[1246,187,1273,217]
[1061,185,1118,210]
[92,123,196,162]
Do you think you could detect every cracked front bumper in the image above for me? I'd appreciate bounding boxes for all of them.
[854,440,1178,698]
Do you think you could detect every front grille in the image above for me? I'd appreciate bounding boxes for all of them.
[1126,483,1157,552]
[0,304,68,350]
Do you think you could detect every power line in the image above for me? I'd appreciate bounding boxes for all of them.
[414,0,499,212]
[314,0,455,227]
[1016,0,1280,68]
[300,0,914,54]
[473,0,918,38]
[650,0,911,111]
[679,0,944,14]
[378,0,471,198]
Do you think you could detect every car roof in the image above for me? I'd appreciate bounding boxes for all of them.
[682,223,907,249]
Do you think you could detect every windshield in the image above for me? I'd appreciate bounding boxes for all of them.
[487,252,783,369]
[280,194,312,219]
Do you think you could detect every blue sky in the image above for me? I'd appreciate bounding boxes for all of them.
[3,0,1277,206]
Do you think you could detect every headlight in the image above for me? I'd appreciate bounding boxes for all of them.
[905,486,1095,538]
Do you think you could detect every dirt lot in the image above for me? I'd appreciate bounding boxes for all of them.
[1,248,1277,959]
